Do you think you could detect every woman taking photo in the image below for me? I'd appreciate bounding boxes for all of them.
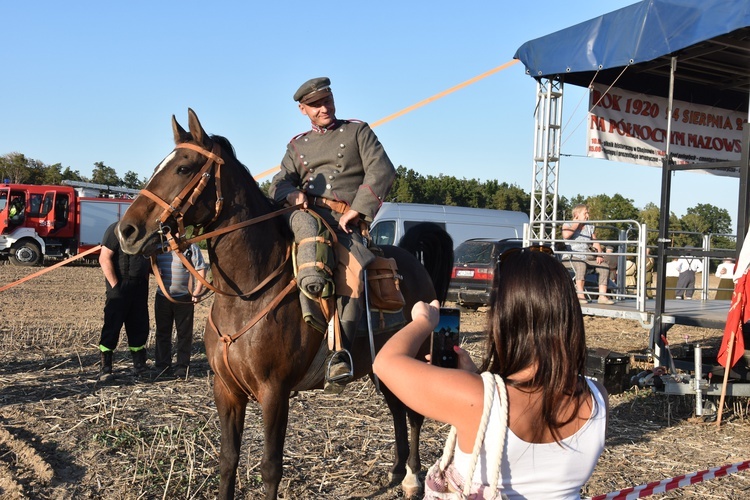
[373,247,608,499]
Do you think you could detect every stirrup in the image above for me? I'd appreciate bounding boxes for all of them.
[325,349,354,383]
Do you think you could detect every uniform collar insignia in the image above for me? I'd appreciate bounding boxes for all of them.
[311,120,340,134]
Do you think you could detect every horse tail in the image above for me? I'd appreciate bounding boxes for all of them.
[397,222,454,303]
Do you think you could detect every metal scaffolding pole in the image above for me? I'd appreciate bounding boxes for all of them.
[529,78,563,241]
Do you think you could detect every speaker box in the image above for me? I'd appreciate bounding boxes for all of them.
[586,348,630,395]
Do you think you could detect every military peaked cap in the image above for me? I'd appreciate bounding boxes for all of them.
[294,77,332,104]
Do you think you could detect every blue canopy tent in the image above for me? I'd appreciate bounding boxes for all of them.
[515,0,750,111]
[514,0,750,375]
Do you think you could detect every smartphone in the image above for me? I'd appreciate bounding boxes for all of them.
[430,308,461,368]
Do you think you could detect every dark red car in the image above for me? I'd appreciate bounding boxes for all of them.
[446,238,523,309]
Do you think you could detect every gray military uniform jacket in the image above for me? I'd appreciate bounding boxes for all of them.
[269,119,395,223]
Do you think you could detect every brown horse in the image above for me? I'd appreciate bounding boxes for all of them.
[117,109,453,499]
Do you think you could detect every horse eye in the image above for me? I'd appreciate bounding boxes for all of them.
[176,165,192,175]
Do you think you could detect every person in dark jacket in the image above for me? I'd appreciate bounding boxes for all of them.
[97,222,151,381]
[269,77,396,392]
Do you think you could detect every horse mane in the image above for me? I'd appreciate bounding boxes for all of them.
[210,135,254,183]
[209,134,275,209]
[205,134,292,245]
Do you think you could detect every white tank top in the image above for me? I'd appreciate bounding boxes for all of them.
[452,377,606,499]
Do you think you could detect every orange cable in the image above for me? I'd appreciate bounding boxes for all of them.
[0,245,102,293]
[370,59,519,128]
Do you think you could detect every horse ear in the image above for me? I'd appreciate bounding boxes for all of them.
[172,115,190,144]
[187,108,210,148]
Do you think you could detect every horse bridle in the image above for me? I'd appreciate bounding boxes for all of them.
[139,142,225,239]
[138,141,298,300]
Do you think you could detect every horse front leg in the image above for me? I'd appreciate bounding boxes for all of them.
[214,377,248,500]
[405,406,426,494]
[259,388,291,499]
[380,383,423,498]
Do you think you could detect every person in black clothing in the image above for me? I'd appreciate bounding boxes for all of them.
[97,222,150,381]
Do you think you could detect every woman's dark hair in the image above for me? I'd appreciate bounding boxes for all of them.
[479,248,589,442]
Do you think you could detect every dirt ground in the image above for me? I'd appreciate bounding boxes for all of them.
[1,262,750,499]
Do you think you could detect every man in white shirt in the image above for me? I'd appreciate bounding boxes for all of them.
[675,256,702,300]
[715,257,736,280]
[714,257,737,300]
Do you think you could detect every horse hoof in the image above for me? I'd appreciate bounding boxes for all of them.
[402,482,423,499]
[398,465,423,498]
[401,487,424,500]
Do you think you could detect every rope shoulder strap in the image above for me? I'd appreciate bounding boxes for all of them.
[437,372,509,499]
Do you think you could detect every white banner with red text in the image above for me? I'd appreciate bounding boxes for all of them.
[587,83,745,177]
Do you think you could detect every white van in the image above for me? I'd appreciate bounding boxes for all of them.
[370,203,529,249]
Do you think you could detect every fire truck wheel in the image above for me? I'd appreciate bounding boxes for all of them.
[10,240,42,266]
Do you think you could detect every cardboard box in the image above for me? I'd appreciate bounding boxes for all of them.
[586,348,630,394]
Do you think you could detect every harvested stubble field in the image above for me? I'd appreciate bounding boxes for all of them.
[1,261,750,499]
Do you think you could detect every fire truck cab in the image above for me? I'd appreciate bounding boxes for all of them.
[0,182,135,266]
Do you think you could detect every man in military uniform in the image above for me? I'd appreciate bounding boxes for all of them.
[269,77,395,391]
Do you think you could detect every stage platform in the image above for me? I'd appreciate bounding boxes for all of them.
[580,298,730,331]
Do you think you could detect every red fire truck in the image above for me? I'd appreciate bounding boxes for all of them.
[0,181,137,266]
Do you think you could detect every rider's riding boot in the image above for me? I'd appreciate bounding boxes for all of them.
[99,350,114,382]
[131,348,148,377]
[328,355,352,381]
[324,320,356,394]
[324,352,353,394]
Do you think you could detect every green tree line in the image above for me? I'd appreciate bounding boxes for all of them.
[6,152,733,249]
[383,167,734,250]
[0,152,146,189]
[385,167,733,247]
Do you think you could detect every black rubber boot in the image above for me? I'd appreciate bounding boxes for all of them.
[99,351,114,382]
[131,349,148,377]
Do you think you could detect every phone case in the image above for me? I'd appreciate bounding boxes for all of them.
[431,308,461,368]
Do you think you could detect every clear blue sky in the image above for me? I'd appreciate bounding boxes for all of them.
[1,1,740,229]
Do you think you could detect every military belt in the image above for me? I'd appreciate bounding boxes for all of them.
[308,196,349,215]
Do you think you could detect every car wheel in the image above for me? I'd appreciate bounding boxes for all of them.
[10,240,42,266]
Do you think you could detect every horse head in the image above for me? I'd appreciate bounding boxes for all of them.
[118,108,226,255]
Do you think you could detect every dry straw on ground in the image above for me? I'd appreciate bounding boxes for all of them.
[1,262,749,498]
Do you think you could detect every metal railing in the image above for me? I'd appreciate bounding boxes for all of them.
[523,221,738,312]
[645,229,736,300]
[525,219,648,311]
